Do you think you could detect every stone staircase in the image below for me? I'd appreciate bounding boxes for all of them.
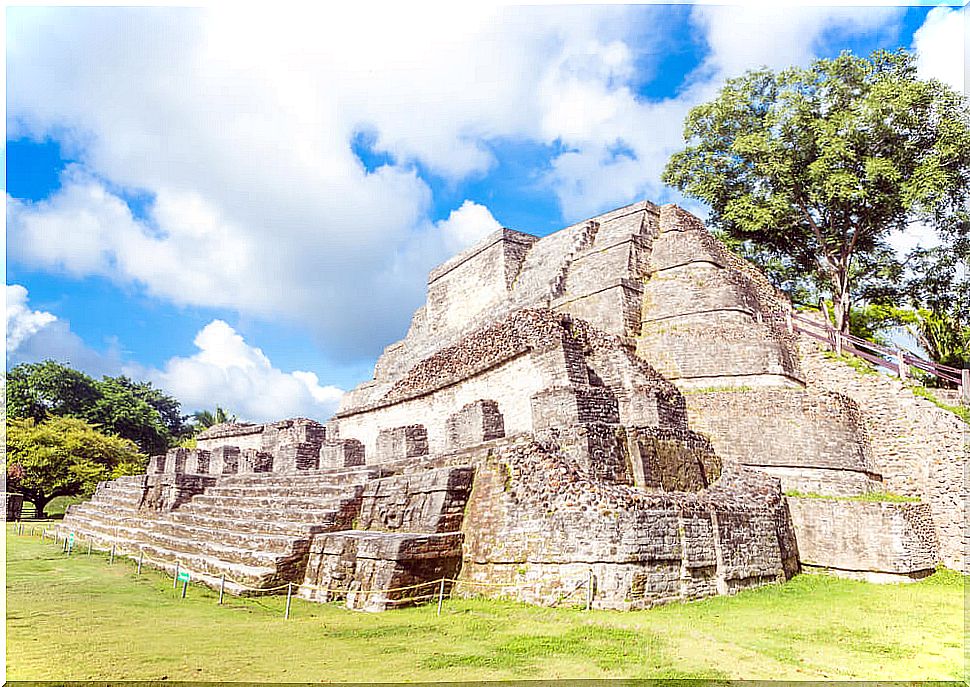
[58,465,388,594]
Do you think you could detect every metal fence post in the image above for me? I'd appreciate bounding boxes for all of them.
[896,348,907,381]
[181,578,188,599]
[436,578,446,617]
[173,561,180,589]
[87,540,92,555]
[219,574,226,605]
[962,369,969,404]
[137,551,144,575]
[586,570,593,611]
[109,544,115,565]
[284,582,293,620]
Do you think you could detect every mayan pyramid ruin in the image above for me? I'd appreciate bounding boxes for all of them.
[59,200,967,610]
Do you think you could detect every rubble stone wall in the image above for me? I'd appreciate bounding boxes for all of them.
[459,440,798,609]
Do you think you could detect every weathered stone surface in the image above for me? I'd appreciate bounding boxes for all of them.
[798,333,969,571]
[637,205,802,388]
[684,388,877,496]
[787,497,938,579]
[240,449,274,474]
[376,425,429,462]
[356,466,474,533]
[459,440,796,609]
[320,438,365,469]
[300,531,464,611]
[209,446,240,475]
[446,400,505,449]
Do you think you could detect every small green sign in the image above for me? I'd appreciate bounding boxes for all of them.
[68,533,75,545]
[177,571,190,583]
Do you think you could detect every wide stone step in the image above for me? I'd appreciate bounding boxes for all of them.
[112,474,150,486]
[217,466,388,487]
[187,493,355,512]
[166,509,339,537]
[63,512,297,569]
[89,492,144,508]
[68,501,141,519]
[202,483,353,499]
[57,518,284,592]
[172,502,348,528]
[138,517,301,554]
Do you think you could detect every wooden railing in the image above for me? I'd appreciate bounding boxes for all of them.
[789,311,970,402]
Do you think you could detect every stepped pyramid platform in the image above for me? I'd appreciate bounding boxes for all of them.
[61,200,965,610]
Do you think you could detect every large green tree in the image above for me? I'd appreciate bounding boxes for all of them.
[6,361,191,454]
[663,49,970,333]
[5,416,146,514]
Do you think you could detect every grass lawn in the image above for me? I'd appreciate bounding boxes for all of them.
[6,524,966,681]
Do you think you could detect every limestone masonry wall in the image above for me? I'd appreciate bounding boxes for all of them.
[787,498,939,580]
[797,337,969,571]
[459,439,797,609]
[684,389,879,496]
[636,205,802,388]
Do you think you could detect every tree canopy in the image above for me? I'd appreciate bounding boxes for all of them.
[6,360,191,454]
[191,406,238,431]
[5,416,146,513]
[663,49,970,335]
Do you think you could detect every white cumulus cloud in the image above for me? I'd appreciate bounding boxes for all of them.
[142,319,344,422]
[435,200,503,253]
[913,6,965,93]
[6,284,56,353]
[5,5,916,367]
[5,283,121,375]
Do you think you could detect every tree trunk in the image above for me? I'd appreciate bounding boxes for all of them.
[831,269,852,335]
[29,494,51,519]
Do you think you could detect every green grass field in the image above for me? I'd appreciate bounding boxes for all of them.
[6,524,966,681]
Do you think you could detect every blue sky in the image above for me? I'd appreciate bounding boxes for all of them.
[6,3,965,421]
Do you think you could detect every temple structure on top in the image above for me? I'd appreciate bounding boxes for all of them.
[59,200,965,611]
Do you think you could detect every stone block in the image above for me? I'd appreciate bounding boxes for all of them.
[163,448,190,474]
[376,425,429,461]
[536,423,631,484]
[787,497,939,578]
[209,446,240,475]
[184,449,211,475]
[239,448,274,474]
[625,427,719,492]
[301,531,464,611]
[530,385,619,431]
[320,439,366,469]
[148,454,167,474]
[357,465,475,533]
[446,400,505,449]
